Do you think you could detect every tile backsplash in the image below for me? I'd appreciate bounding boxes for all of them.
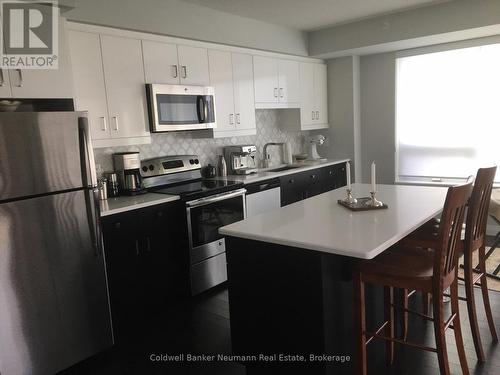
[94,109,310,173]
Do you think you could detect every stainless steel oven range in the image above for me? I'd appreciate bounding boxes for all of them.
[141,155,246,295]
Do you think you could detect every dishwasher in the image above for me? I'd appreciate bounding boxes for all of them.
[245,178,281,217]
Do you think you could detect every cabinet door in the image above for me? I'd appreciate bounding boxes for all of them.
[299,63,315,126]
[278,59,300,104]
[177,45,210,86]
[232,53,256,131]
[280,173,308,206]
[68,30,110,140]
[315,64,328,125]
[304,169,323,198]
[142,40,179,84]
[253,55,278,103]
[0,68,12,97]
[208,50,235,131]
[9,20,73,98]
[334,163,347,189]
[100,35,149,139]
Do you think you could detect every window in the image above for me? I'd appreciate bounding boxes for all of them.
[396,44,500,184]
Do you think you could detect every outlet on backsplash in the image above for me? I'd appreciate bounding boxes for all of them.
[93,109,310,173]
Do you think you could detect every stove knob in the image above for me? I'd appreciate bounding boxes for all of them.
[189,159,195,165]
[142,166,148,173]
[149,164,154,171]
[194,159,200,164]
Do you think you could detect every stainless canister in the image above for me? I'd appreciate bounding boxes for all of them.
[218,155,227,177]
[106,172,119,197]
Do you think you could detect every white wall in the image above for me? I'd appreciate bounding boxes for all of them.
[66,0,308,56]
[309,0,500,58]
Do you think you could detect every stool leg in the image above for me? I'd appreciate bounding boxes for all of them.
[384,286,394,365]
[464,248,485,362]
[422,292,431,317]
[451,277,470,375]
[432,286,450,375]
[478,246,498,342]
[401,289,408,340]
[353,272,367,375]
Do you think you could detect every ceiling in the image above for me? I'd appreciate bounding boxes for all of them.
[180,0,446,31]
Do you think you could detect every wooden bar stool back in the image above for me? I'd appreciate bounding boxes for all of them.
[353,182,473,375]
[462,166,498,361]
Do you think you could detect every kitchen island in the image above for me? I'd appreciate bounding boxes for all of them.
[219,183,448,375]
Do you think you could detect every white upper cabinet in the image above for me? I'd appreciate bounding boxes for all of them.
[68,30,109,141]
[142,40,179,84]
[0,68,12,97]
[208,50,235,132]
[315,64,328,126]
[100,35,149,139]
[143,42,210,86]
[208,51,256,138]
[278,59,300,104]
[253,56,300,108]
[177,45,210,86]
[253,55,279,104]
[299,62,315,127]
[232,53,256,132]
[296,62,329,130]
[7,18,73,98]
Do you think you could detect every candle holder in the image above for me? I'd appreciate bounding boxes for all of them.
[366,191,383,207]
[343,188,357,204]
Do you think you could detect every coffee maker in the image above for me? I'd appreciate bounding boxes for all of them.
[223,145,258,175]
[113,152,146,195]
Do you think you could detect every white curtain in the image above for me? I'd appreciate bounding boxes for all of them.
[396,44,500,183]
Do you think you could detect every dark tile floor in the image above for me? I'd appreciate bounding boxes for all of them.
[60,282,499,375]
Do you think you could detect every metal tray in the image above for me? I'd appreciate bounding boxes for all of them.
[337,197,388,211]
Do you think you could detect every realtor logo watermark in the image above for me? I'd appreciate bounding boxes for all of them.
[1,0,58,69]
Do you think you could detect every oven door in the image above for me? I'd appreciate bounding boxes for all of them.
[186,188,246,264]
[147,84,216,132]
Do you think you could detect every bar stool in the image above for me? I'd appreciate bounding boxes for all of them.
[353,182,472,375]
[401,166,498,362]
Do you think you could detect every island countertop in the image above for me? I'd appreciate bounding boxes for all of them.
[220,183,448,259]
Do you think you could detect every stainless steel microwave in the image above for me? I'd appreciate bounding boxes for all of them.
[146,84,216,132]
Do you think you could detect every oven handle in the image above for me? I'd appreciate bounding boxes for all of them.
[186,188,247,208]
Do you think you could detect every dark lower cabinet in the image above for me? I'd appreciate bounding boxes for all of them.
[101,201,188,342]
[280,162,348,206]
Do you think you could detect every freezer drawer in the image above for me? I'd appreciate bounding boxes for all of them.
[190,253,227,295]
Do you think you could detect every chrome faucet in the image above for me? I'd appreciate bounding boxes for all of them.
[263,142,285,168]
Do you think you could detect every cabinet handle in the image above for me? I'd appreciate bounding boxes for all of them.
[289,179,294,183]
[16,69,23,87]
[100,116,107,131]
[181,65,187,79]
[172,65,178,78]
[229,113,234,125]
[274,88,278,98]
[135,240,140,256]
[329,170,333,175]
[279,88,284,98]
[311,111,315,120]
[316,111,319,120]
[112,116,119,131]
[236,113,240,124]
[146,237,151,252]
[0,69,4,87]
[311,174,316,179]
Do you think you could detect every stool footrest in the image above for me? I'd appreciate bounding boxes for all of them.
[364,331,438,353]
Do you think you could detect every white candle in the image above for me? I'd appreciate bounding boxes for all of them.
[346,161,352,190]
[371,161,376,192]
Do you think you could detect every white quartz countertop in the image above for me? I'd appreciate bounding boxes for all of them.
[100,193,179,217]
[212,158,349,184]
[220,183,448,259]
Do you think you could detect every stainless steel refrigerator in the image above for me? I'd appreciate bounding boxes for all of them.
[0,111,113,374]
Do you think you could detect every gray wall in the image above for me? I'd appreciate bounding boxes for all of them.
[66,0,308,55]
[359,52,396,184]
[309,0,500,57]
[313,56,359,177]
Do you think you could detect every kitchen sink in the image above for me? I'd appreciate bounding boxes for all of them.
[267,165,301,172]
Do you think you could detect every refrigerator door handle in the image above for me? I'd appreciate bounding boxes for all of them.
[79,116,98,188]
